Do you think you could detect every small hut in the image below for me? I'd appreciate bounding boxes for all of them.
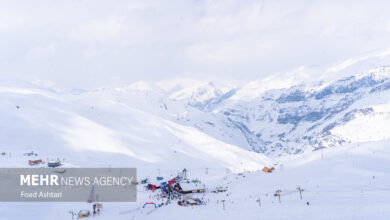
[78,210,90,218]
[262,167,275,173]
[28,159,42,166]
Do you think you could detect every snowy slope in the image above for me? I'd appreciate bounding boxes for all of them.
[1,139,389,220]
[232,67,390,154]
[171,66,390,156]
[0,83,271,172]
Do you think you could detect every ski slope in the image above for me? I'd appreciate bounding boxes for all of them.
[1,140,389,219]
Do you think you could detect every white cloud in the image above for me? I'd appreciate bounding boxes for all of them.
[187,38,273,62]
[0,11,25,33]
[70,16,128,44]
[27,41,59,59]
[1,0,390,88]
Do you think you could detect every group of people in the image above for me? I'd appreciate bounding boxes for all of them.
[161,182,183,200]
[92,204,101,217]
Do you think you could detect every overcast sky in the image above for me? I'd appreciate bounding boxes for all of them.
[1,0,390,88]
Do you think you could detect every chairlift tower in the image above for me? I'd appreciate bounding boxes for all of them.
[182,168,188,180]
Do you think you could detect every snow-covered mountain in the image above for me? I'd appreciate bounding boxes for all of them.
[3,48,390,162]
[2,53,390,220]
[201,66,390,156]
[2,66,390,160]
[0,80,272,173]
[127,66,390,157]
